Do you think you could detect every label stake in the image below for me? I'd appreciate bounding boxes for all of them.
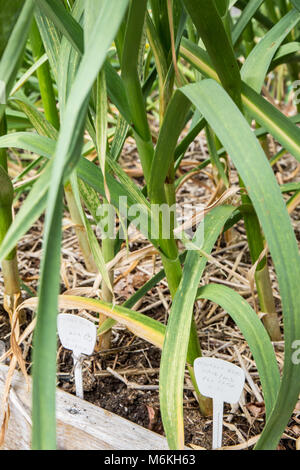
[57,314,96,399]
[194,357,245,449]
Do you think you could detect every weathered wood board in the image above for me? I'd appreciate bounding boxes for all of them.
[0,364,171,450]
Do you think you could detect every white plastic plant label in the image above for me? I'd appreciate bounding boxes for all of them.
[194,357,245,449]
[57,313,96,356]
[57,314,97,399]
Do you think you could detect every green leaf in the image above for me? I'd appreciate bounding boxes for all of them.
[104,61,132,125]
[36,1,132,125]
[0,0,26,58]
[205,125,229,187]
[56,0,83,115]
[242,82,300,163]
[181,79,300,450]
[280,182,300,193]
[182,0,242,108]
[214,0,229,18]
[70,173,113,292]
[32,180,63,451]
[31,0,129,449]
[6,109,31,131]
[110,115,130,162]
[232,0,264,45]
[120,0,154,189]
[29,18,59,129]
[35,0,83,54]
[10,53,49,96]
[11,96,58,139]
[149,89,191,203]
[95,68,108,196]
[0,158,52,263]
[121,0,150,142]
[237,0,274,29]
[35,4,61,81]
[145,12,168,95]
[160,205,236,450]
[22,294,166,351]
[291,0,300,13]
[241,8,300,93]
[180,38,300,164]
[0,0,35,119]
[174,114,207,161]
[270,42,300,70]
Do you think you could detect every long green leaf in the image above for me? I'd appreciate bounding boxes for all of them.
[0,0,35,119]
[56,0,83,115]
[35,0,83,54]
[0,0,25,58]
[121,0,150,142]
[23,294,166,350]
[241,8,300,93]
[181,79,300,450]
[232,0,264,45]
[270,42,300,70]
[22,289,202,367]
[242,82,300,163]
[160,205,236,449]
[182,0,242,108]
[180,38,300,163]
[36,0,132,124]
[34,4,61,81]
[11,96,58,139]
[149,90,191,203]
[70,173,113,291]
[291,0,300,13]
[32,0,129,449]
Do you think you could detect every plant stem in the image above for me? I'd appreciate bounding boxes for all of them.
[64,182,97,273]
[2,256,20,312]
[29,19,59,130]
[122,0,212,416]
[0,164,24,321]
[201,0,282,342]
[30,21,97,273]
[255,264,282,341]
[0,6,23,317]
[0,116,7,171]
[98,203,115,350]
[243,21,255,57]
[162,165,213,415]
[188,364,212,416]
[241,191,281,341]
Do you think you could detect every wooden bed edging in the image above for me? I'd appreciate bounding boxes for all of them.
[0,364,171,450]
